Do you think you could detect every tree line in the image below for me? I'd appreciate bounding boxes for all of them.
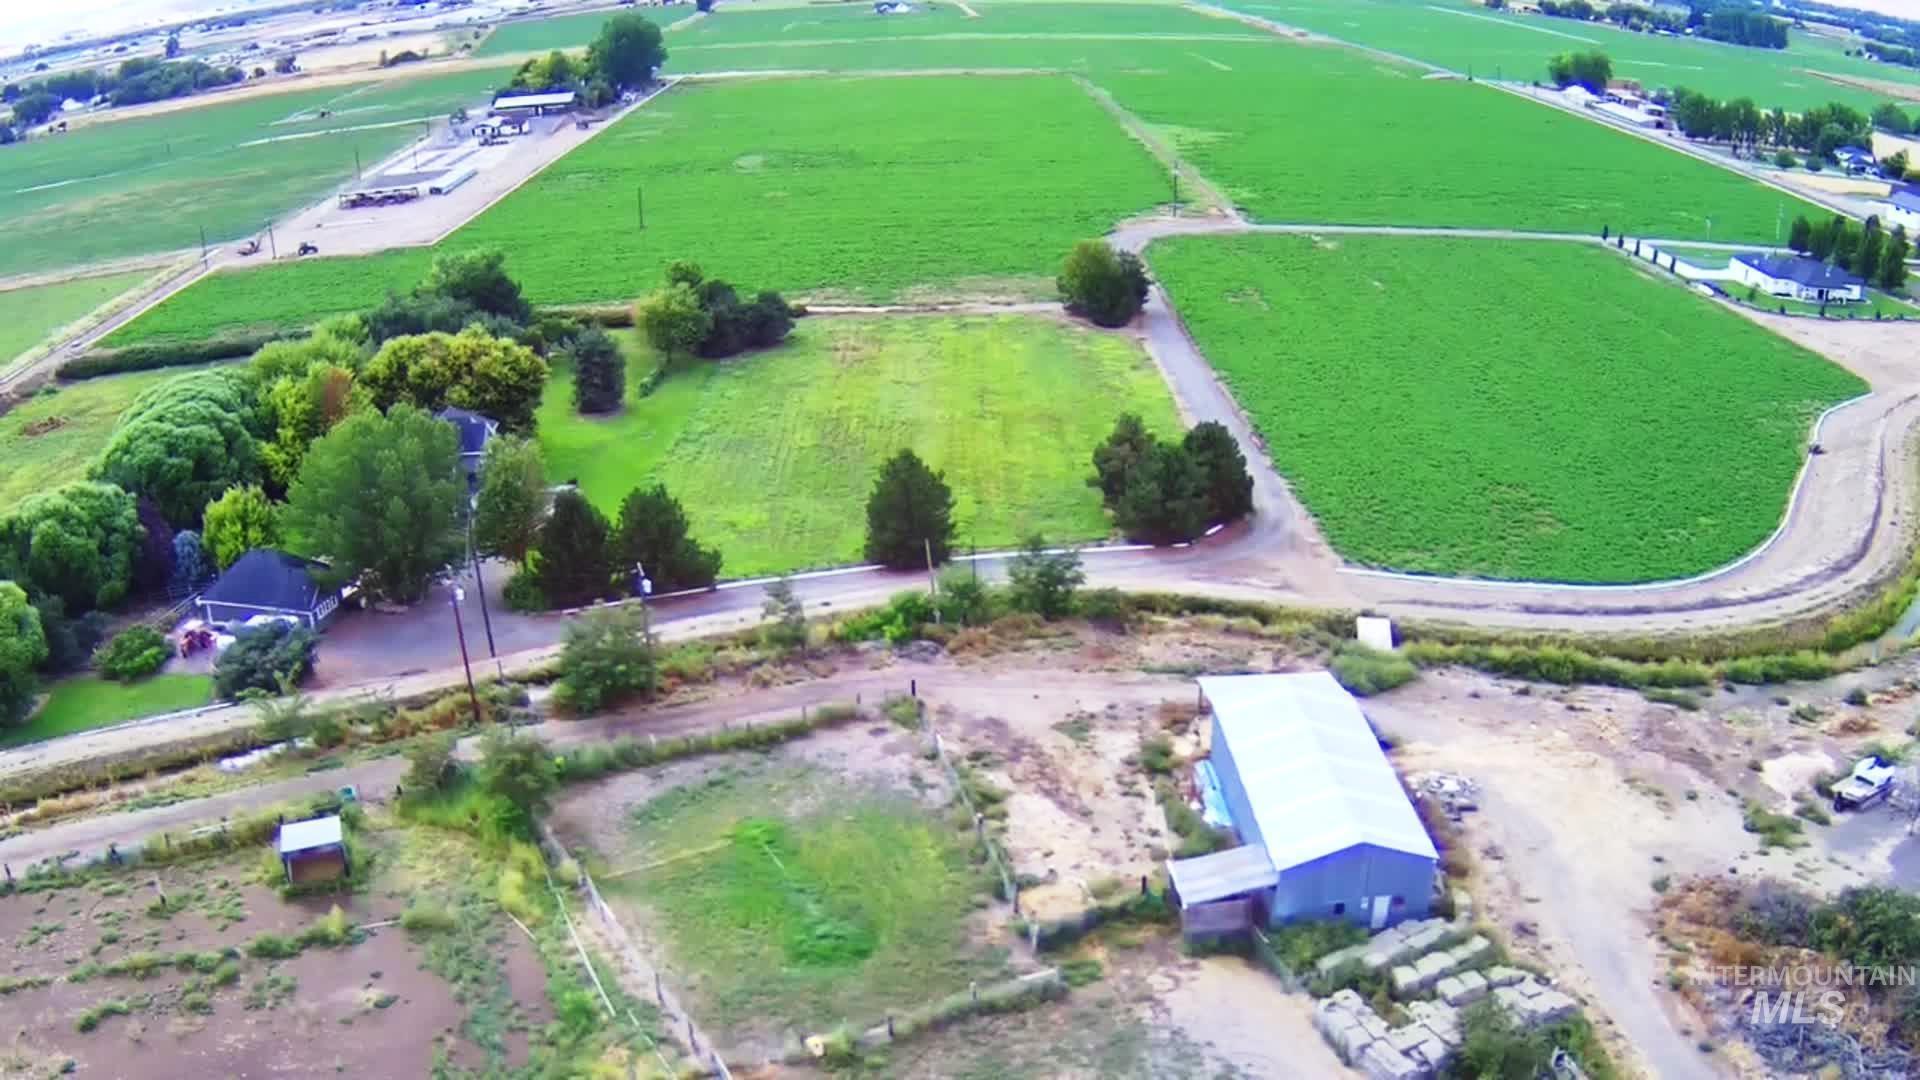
[1784,213,1911,291]
[1527,2,1786,48]
[502,12,667,108]
[1665,90,1891,171]
[2,56,246,132]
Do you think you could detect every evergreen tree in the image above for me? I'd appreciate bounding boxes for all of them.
[1182,421,1255,526]
[613,484,722,592]
[1114,441,1209,545]
[1090,413,1155,507]
[534,490,613,608]
[1880,231,1911,290]
[863,449,955,570]
[569,326,626,414]
[1787,214,1813,253]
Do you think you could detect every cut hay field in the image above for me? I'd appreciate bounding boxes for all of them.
[0,269,156,366]
[0,67,506,279]
[1099,51,1828,241]
[0,363,229,513]
[1219,0,1920,112]
[108,73,1169,343]
[537,315,1181,576]
[475,9,667,56]
[1149,234,1866,583]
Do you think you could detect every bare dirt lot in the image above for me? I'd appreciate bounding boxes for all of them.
[0,815,551,1078]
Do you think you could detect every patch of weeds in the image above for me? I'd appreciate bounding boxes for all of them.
[400,903,456,934]
[1138,735,1176,776]
[1743,801,1806,849]
[22,921,64,946]
[246,934,300,960]
[1652,875,1671,894]
[1052,713,1094,745]
[1791,703,1823,725]
[211,959,241,987]
[883,695,922,730]
[74,998,132,1032]
[1793,798,1832,826]
[244,970,297,1011]
[1060,956,1104,987]
[0,974,53,994]
[1643,688,1700,711]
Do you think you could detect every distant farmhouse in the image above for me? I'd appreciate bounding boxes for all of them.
[1730,253,1865,304]
[197,549,343,630]
[1875,189,1920,235]
[1834,145,1876,176]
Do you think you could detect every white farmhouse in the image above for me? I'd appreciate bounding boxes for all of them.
[1874,190,1920,236]
[1730,253,1865,304]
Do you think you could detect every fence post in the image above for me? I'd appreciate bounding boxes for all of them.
[655,971,663,1005]
[887,1015,895,1040]
[970,981,978,1004]
[911,678,917,697]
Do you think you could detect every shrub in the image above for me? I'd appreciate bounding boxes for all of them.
[502,564,545,611]
[1643,687,1700,710]
[400,903,456,934]
[93,625,169,682]
[553,606,657,714]
[404,733,456,793]
[1057,240,1149,327]
[1742,801,1806,849]
[1267,919,1368,972]
[1330,643,1417,696]
[213,622,318,698]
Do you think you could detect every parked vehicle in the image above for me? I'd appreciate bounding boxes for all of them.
[1833,755,1898,810]
[235,238,261,256]
[297,242,319,256]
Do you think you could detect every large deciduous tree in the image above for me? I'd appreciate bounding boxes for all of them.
[0,481,141,613]
[421,248,533,324]
[201,484,281,570]
[361,326,549,433]
[587,12,668,91]
[91,369,261,527]
[863,449,955,570]
[1090,413,1155,505]
[553,606,657,714]
[612,484,721,592]
[636,282,713,364]
[534,490,614,608]
[472,437,547,564]
[1058,240,1150,327]
[0,582,48,727]
[281,405,463,604]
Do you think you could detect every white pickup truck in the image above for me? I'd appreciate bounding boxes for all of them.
[1832,755,1898,811]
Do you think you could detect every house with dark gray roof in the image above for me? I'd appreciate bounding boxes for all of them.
[1835,145,1876,175]
[196,549,342,630]
[1730,253,1865,304]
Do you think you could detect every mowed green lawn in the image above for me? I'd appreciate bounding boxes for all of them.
[108,73,1170,342]
[607,764,1006,1043]
[5,674,215,748]
[0,269,156,366]
[0,364,227,512]
[0,67,507,279]
[1098,45,1826,241]
[1149,234,1866,583]
[1219,0,1920,111]
[537,316,1181,576]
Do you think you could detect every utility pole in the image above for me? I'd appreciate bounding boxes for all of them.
[1171,163,1180,215]
[450,585,482,723]
[924,540,940,624]
[198,225,207,266]
[466,516,498,666]
[354,147,362,180]
[266,222,278,259]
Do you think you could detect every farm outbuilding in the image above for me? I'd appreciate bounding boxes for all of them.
[490,90,575,115]
[277,815,349,885]
[1167,672,1438,932]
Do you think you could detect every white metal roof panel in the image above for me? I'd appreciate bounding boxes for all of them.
[492,90,576,109]
[1166,844,1279,907]
[1199,672,1438,870]
[277,815,343,855]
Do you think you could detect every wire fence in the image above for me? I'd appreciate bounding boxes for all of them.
[539,816,736,1075]
[917,698,1024,933]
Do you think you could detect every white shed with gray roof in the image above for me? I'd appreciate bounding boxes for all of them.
[1178,672,1437,930]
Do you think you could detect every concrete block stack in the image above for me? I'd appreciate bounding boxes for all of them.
[1359,917,1449,971]
[1313,989,1390,1066]
[1435,970,1488,1006]
[1491,976,1578,1027]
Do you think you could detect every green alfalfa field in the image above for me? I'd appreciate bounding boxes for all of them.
[106,73,1171,343]
[1148,233,1866,583]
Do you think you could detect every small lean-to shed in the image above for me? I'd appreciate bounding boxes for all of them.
[277,815,349,885]
[1194,672,1437,930]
